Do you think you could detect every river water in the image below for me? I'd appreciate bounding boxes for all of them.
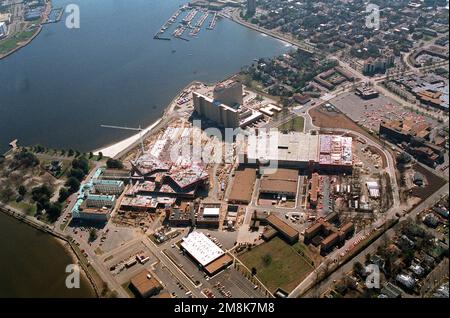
[0,213,95,297]
[0,0,290,154]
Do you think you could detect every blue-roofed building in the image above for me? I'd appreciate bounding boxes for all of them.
[71,168,118,222]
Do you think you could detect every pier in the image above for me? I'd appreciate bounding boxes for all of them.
[182,8,198,28]
[207,12,218,30]
[154,4,188,40]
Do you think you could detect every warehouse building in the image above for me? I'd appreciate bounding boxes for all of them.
[129,270,163,298]
[120,196,158,212]
[266,214,299,244]
[180,231,233,275]
[239,131,353,173]
[228,168,256,204]
[259,168,298,200]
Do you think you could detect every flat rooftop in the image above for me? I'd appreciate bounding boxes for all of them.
[266,214,299,239]
[260,168,298,195]
[130,270,162,297]
[204,253,233,275]
[181,231,224,267]
[249,132,320,163]
[228,168,256,203]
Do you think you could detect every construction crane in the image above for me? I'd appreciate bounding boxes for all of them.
[100,124,145,155]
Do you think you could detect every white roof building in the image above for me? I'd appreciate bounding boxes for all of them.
[203,207,220,217]
[366,181,380,198]
[180,231,224,266]
[0,22,7,38]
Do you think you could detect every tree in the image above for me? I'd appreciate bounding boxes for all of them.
[353,261,365,278]
[262,254,272,266]
[365,253,372,265]
[0,187,15,202]
[11,150,39,169]
[68,149,75,157]
[69,168,85,181]
[89,152,94,159]
[18,185,27,197]
[72,157,89,175]
[65,177,81,194]
[58,188,70,203]
[47,202,62,222]
[106,158,123,169]
[31,185,52,204]
[251,267,257,276]
[89,228,98,242]
[98,152,103,161]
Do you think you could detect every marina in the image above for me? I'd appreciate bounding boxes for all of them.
[43,7,64,24]
[154,5,217,41]
[153,4,188,40]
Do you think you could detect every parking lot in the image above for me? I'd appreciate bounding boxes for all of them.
[330,92,437,133]
[206,267,266,298]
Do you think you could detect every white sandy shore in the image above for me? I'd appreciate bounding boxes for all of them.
[93,118,162,158]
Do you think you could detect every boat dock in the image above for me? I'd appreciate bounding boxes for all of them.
[154,5,216,41]
[207,12,218,30]
[172,25,189,41]
[182,8,198,27]
[42,7,63,24]
[195,11,209,28]
[154,5,188,40]
[189,26,200,37]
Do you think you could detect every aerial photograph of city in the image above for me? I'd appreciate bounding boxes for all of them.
[0,0,449,307]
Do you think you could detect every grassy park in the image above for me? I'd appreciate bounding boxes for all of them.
[238,237,314,293]
[278,116,305,132]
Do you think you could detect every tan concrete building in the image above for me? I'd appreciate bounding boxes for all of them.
[193,91,240,128]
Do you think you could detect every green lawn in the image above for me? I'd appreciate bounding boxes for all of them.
[238,237,314,293]
[8,201,36,216]
[278,116,305,132]
[0,29,37,55]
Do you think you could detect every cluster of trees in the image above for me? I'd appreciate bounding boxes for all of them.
[59,157,90,203]
[30,185,62,222]
[246,49,338,96]
[10,149,39,170]
[106,158,123,169]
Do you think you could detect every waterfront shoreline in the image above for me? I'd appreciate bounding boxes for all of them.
[0,206,99,298]
[93,80,202,159]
